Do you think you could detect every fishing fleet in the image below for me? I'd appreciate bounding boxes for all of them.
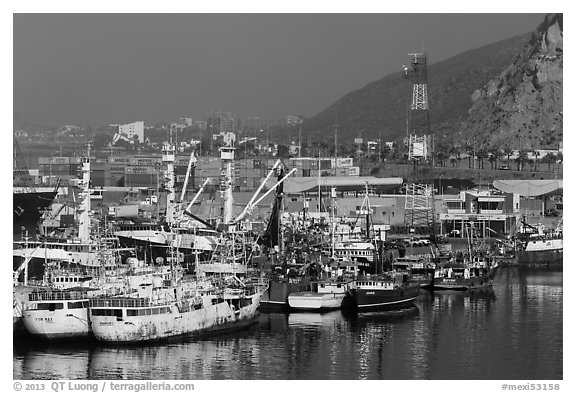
[13,129,561,345]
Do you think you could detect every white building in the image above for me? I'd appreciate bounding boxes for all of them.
[212,131,236,146]
[118,121,144,143]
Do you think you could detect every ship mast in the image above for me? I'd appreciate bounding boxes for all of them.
[77,142,91,243]
[162,129,176,225]
[220,145,235,227]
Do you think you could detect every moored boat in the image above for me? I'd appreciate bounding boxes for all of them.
[343,274,420,312]
[89,279,264,343]
[19,257,174,340]
[517,238,562,269]
[288,278,352,312]
[22,288,101,339]
[392,256,435,289]
[432,262,493,291]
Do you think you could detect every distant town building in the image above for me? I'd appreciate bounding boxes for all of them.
[242,117,281,131]
[284,115,302,126]
[14,130,28,139]
[180,117,193,127]
[194,120,207,131]
[60,125,82,133]
[205,111,239,136]
[212,131,236,146]
[117,121,144,143]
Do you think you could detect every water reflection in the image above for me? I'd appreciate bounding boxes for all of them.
[13,269,562,380]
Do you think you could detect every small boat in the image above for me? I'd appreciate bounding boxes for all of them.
[343,274,420,312]
[516,218,562,269]
[517,238,563,268]
[391,257,435,289]
[259,277,310,311]
[432,262,493,291]
[288,278,352,312]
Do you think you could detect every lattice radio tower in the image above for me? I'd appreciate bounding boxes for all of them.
[402,53,435,229]
[402,53,432,162]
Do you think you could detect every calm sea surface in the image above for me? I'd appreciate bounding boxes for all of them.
[13,268,562,380]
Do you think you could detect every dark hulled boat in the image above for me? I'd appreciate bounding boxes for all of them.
[342,274,420,312]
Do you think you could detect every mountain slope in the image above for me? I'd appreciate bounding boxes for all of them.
[302,33,532,143]
[460,13,562,150]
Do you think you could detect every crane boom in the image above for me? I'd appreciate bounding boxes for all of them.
[180,151,197,202]
[185,177,211,214]
[234,160,281,223]
[234,167,296,223]
[13,246,43,286]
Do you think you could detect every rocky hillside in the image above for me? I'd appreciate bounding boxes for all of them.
[301,14,562,151]
[460,14,562,150]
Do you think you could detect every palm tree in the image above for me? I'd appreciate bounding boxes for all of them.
[516,150,529,171]
[476,147,488,170]
[503,146,513,163]
[532,149,541,171]
[465,142,474,169]
[542,152,556,172]
[490,147,503,170]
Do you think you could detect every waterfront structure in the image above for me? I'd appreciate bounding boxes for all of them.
[438,189,519,236]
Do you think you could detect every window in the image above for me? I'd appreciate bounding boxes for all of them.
[37,303,64,311]
[91,308,122,318]
[68,302,86,309]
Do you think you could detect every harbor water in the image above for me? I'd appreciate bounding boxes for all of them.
[13,268,562,380]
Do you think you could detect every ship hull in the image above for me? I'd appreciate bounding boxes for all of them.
[288,292,345,311]
[22,308,91,340]
[432,275,492,291]
[344,284,419,312]
[517,249,563,269]
[115,235,212,271]
[13,191,58,239]
[90,291,263,344]
[259,280,309,311]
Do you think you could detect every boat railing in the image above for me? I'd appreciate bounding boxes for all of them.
[89,297,150,308]
[28,290,96,302]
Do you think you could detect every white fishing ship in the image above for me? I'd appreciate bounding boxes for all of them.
[89,275,265,343]
[20,257,173,339]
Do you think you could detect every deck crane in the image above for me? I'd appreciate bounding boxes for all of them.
[233,161,296,224]
[13,245,43,286]
[179,151,197,203]
[183,177,212,215]
[179,177,216,230]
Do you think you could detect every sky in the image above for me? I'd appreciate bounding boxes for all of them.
[13,13,546,129]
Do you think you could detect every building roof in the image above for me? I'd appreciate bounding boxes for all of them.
[284,176,404,194]
[492,179,563,197]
